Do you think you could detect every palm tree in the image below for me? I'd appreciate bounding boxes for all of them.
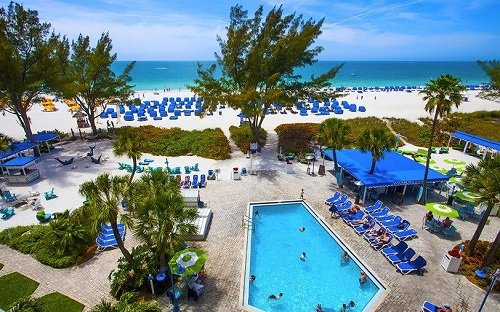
[79,173,134,264]
[44,217,90,256]
[91,291,161,312]
[113,130,143,182]
[418,74,465,204]
[358,127,397,174]
[132,171,198,269]
[462,157,500,258]
[317,118,349,171]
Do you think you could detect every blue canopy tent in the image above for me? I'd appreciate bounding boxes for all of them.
[1,156,40,184]
[449,130,500,158]
[31,132,60,153]
[323,149,449,202]
[0,142,38,162]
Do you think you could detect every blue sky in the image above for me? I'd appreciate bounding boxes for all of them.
[12,0,500,61]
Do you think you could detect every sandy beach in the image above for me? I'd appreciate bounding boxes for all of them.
[1,89,498,140]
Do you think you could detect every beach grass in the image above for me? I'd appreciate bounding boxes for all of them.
[38,292,85,312]
[0,272,39,310]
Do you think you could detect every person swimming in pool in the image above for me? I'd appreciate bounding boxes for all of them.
[268,292,283,301]
[359,271,367,284]
[299,227,305,232]
[300,252,307,261]
[341,251,350,263]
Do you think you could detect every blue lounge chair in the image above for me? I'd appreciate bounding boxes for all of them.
[3,191,17,202]
[207,169,216,180]
[199,174,206,187]
[1,208,15,220]
[342,210,364,223]
[421,301,439,312]
[184,166,191,174]
[370,207,389,218]
[387,248,416,265]
[354,220,375,234]
[375,214,397,222]
[101,224,126,236]
[365,200,383,213]
[381,241,408,257]
[331,194,348,206]
[118,162,128,170]
[396,255,426,275]
[44,188,57,200]
[379,216,403,227]
[96,224,126,251]
[324,192,341,205]
[336,201,352,213]
[386,220,410,233]
[394,229,418,241]
[192,175,199,188]
[371,233,393,250]
[190,163,199,171]
[441,225,457,237]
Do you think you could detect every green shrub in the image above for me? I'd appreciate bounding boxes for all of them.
[229,125,267,153]
[117,126,231,160]
[387,118,429,147]
[38,292,84,312]
[0,272,39,310]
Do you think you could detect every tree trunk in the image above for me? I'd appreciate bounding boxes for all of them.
[15,106,40,157]
[419,110,439,204]
[333,148,338,171]
[88,114,98,135]
[159,250,167,271]
[130,157,137,183]
[369,158,376,174]
[466,202,493,256]
[111,221,134,264]
[482,230,500,268]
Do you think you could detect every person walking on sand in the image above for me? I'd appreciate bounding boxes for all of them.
[300,188,304,199]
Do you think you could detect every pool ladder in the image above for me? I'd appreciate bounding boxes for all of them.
[242,215,254,231]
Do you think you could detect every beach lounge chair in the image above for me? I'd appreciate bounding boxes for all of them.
[30,198,42,210]
[44,188,57,200]
[354,220,375,235]
[381,241,408,257]
[371,233,393,250]
[192,175,199,188]
[87,145,95,157]
[439,147,449,154]
[36,211,51,223]
[379,216,403,227]
[396,255,426,275]
[91,155,102,164]
[199,174,206,187]
[324,192,341,205]
[374,214,397,223]
[385,220,410,233]
[335,201,352,213]
[365,200,383,213]
[54,157,74,166]
[118,163,128,170]
[3,191,17,202]
[96,224,126,251]
[394,229,418,241]
[207,169,216,180]
[342,210,364,223]
[190,163,199,171]
[421,301,440,312]
[331,194,348,207]
[369,207,389,217]
[387,248,416,265]
[184,166,191,174]
[1,208,15,220]
[441,225,457,237]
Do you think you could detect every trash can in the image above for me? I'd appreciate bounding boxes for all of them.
[307,167,311,175]
[232,167,241,180]
[441,251,462,273]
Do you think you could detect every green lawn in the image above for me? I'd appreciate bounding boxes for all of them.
[38,292,84,312]
[0,272,39,310]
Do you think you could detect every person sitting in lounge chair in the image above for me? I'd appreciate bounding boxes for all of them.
[373,233,390,248]
[425,211,434,222]
[351,216,370,227]
[442,217,453,229]
[340,204,360,216]
[364,227,385,241]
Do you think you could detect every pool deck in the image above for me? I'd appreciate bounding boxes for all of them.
[0,136,499,311]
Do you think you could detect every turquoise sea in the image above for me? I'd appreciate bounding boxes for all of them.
[111,61,489,91]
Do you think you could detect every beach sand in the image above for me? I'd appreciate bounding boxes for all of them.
[1,90,498,140]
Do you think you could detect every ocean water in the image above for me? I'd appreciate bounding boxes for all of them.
[245,202,382,311]
[112,61,489,91]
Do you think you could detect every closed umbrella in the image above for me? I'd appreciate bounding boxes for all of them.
[425,203,459,218]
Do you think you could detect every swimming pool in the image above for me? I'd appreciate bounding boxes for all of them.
[242,201,386,311]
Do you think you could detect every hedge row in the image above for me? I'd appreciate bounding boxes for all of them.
[117,126,231,160]
[275,117,390,154]
[229,125,267,153]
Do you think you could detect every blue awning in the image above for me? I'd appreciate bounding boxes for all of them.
[2,156,37,167]
[450,130,500,152]
[0,142,37,161]
[31,132,59,143]
[324,149,448,188]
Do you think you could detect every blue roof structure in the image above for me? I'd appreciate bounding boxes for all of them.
[323,149,448,188]
[2,156,37,167]
[451,130,500,152]
[32,132,59,143]
[0,142,37,161]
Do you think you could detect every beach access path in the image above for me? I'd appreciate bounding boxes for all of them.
[0,137,499,311]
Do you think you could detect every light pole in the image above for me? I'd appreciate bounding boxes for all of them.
[478,268,500,312]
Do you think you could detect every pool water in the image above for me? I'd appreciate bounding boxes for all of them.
[244,201,384,311]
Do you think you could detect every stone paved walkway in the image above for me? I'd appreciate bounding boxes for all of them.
[1,134,499,311]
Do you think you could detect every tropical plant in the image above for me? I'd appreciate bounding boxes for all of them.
[418,74,465,204]
[132,171,198,269]
[43,218,90,256]
[113,131,143,182]
[61,33,135,135]
[477,60,500,103]
[358,127,397,174]
[0,133,12,152]
[317,118,350,170]
[0,2,68,144]
[7,297,43,312]
[189,5,343,144]
[79,173,133,264]
[462,157,500,261]
[91,291,161,312]
[229,125,267,153]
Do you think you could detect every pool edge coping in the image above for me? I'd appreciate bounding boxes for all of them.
[238,199,390,312]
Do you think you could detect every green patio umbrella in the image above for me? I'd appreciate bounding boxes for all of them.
[456,191,481,203]
[416,156,436,165]
[444,158,466,166]
[425,203,459,218]
[168,248,206,278]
